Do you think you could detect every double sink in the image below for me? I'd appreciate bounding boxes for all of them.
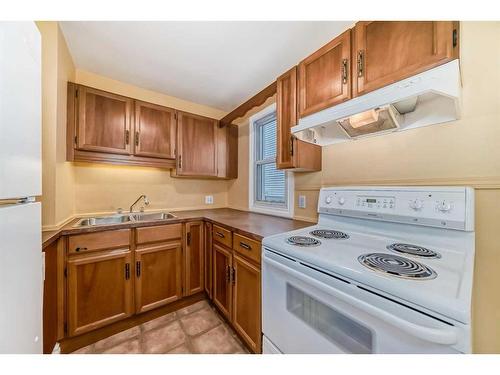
[73,211,177,228]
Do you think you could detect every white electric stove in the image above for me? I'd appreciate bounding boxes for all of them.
[262,186,475,354]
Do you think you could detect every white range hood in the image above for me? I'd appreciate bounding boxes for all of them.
[292,60,461,146]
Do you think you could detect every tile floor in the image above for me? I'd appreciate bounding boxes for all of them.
[71,300,249,354]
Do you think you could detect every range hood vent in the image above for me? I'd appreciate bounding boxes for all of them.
[293,60,461,146]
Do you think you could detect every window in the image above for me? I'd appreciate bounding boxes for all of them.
[249,103,293,217]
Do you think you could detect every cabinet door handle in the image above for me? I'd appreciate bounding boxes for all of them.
[74,247,88,252]
[226,265,231,282]
[125,263,130,280]
[178,155,182,169]
[342,58,348,84]
[135,131,140,146]
[231,267,236,284]
[357,50,365,78]
[239,242,251,250]
[216,232,225,238]
[187,232,191,246]
[125,130,130,144]
[136,261,141,277]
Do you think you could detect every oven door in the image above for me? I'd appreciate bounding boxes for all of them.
[262,248,465,354]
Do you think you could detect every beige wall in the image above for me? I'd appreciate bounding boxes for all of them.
[229,22,500,352]
[37,21,76,228]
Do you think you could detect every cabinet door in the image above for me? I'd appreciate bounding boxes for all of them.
[76,85,133,155]
[298,29,351,118]
[212,243,232,320]
[277,66,297,169]
[176,111,218,176]
[134,101,176,159]
[232,254,262,353]
[216,124,238,179]
[353,21,458,96]
[185,221,204,296]
[67,250,133,336]
[204,222,213,299]
[135,242,182,314]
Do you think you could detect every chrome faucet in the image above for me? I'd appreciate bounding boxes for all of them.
[130,194,150,213]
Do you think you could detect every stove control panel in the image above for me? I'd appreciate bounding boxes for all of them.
[318,187,474,231]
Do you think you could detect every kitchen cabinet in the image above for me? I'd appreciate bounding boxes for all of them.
[204,221,213,299]
[134,224,183,313]
[75,85,133,155]
[184,221,204,296]
[232,254,261,353]
[276,66,321,171]
[212,242,233,320]
[298,29,351,118]
[134,100,176,159]
[352,21,459,97]
[174,111,218,177]
[216,124,238,179]
[67,249,133,337]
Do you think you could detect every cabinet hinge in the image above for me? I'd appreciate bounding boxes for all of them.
[74,136,77,145]
[187,232,191,246]
[64,323,67,334]
[452,29,458,48]
[75,89,78,98]
[174,112,178,120]
[64,268,67,278]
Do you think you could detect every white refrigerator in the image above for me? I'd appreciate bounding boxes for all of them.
[0,22,43,353]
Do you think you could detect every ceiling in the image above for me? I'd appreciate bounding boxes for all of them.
[60,21,353,112]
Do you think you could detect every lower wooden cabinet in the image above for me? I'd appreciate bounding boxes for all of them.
[67,249,133,336]
[232,254,262,353]
[212,243,233,320]
[185,221,204,295]
[204,222,213,298]
[135,242,182,314]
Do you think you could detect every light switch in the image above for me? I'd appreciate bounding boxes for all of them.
[205,195,214,204]
[298,195,306,208]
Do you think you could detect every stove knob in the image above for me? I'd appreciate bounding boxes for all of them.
[325,195,333,204]
[338,197,346,205]
[409,199,424,210]
[437,200,452,212]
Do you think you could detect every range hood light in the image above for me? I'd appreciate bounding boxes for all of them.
[348,109,379,128]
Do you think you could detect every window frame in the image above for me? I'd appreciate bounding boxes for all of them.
[248,103,294,218]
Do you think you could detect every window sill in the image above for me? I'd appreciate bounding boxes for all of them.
[249,204,293,219]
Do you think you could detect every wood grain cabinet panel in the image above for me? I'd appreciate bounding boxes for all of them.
[134,101,176,159]
[277,66,321,171]
[298,29,351,118]
[175,111,218,177]
[185,221,204,296]
[232,254,262,353]
[204,222,213,299]
[353,21,459,96]
[76,86,133,155]
[135,242,182,313]
[67,249,133,337]
[212,243,232,320]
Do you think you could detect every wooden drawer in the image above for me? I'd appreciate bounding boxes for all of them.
[233,233,261,264]
[135,223,182,245]
[67,229,130,254]
[212,225,232,248]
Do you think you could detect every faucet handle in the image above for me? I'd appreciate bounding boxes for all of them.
[139,206,145,213]
[116,207,123,214]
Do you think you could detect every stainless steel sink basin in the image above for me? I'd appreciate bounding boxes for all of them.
[73,215,132,227]
[132,212,177,221]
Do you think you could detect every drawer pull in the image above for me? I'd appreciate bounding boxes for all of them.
[75,247,88,252]
[239,242,251,250]
[216,232,225,238]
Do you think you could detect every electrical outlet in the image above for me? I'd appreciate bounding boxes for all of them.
[205,195,214,204]
[298,195,307,209]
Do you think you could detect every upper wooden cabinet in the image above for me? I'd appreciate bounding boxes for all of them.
[298,29,352,118]
[175,111,218,177]
[353,21,459,97]
[134,100,176,159]
[276,66,321,171]
[76,86,133,155]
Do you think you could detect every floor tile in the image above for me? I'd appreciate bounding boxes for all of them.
[179,307,221,336]
[72,344,94,354]
[191,324,243,354]
[102,338,141,354]
[140,311,177,332]
[167,344,192,354]
[142,320,186,354]
[176,300,209,317]
[94,326,141,352]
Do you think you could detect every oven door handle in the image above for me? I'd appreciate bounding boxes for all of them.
[264,255,459,346]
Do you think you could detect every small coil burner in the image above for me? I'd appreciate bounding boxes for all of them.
[286,236,321,247]
[387,243,441,259]
[358,253,437,280]
[310,229,350,240]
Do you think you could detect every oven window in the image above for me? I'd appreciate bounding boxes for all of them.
[286,283,373,354]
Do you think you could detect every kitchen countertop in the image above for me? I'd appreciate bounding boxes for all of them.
[42,208,314,248]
